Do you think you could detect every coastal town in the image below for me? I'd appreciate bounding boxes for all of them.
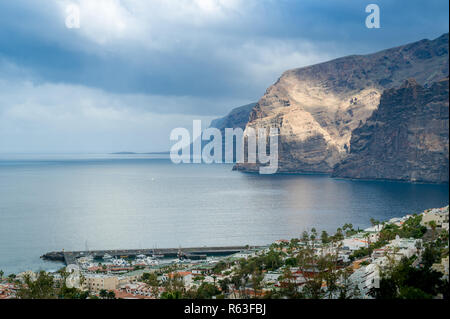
[1,206,448,299]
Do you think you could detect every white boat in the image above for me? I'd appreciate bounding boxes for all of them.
[103,253,113,260]
[145,257,159,265]
[111,258,127,266]
[77,255,94,264]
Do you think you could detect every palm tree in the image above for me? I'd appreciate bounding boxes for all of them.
[99,289,108,299]
[231,274,241,298]
[0,270,4,280]
[321,231,329,244]
[310,228,317,241]
[364,232,371,248]
[107,290,116,299]
[79,274,86,289]
[17,271,57,299]
[219,278,230,295]
[428,221,437,239]
[415,241,422,255]
[251,271,264,298]
[57,267,68,283]
[302,230,309,243]
[7,273,16,283]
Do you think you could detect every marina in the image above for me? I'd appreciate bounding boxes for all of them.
[41,246,258,265]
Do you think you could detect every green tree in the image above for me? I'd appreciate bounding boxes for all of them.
[369,257,446,299]
[310,228,317,241]
[59,286,90,299]
[194,282,220,299]
[333,228,344,241]
[285,257,298,267]
[218,278,230,295]
[301,231,309,242]
[212,261,228,274]
[161,273,186,299]
[428,221,437,239]
[398,286,432,299]
[321,231,330,244]
[278,267,303,299]
[99,289,108,299]
[231,273,243,298]
[250,270,264,298]
[143,272,160,297]
[7,273,16,283]
[370,218,379,227]
[421,244,440,269]
[337,268,360,299]
[107,290,116,299]
[17,271,57,299]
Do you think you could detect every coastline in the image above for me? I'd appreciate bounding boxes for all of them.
[2,204,448,299]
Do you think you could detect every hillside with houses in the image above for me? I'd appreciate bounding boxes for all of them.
[1,206,448,299]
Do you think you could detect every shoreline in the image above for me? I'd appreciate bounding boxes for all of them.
[1,204,448,299]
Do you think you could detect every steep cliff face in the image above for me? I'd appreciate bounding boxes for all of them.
[333,78,449,183]
[235,33,449,173]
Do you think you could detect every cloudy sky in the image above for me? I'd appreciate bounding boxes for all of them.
[0,0,448,153]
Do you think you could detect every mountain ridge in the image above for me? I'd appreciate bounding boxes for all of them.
[233,32,449,182]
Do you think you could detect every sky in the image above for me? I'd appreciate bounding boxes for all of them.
[0,0,448,153]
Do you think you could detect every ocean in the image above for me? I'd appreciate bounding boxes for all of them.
[0,154,448,275]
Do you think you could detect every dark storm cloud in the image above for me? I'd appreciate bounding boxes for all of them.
[0,0,448,153]
[1,0,447,106]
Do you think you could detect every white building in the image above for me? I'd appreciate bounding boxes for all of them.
[386,236,422,260]
[263,271,282,285]
[79,274,130,292]
[349,263,380,298]
[232,250,257,260]
[364,224,383,233]
[421,206,449,228]
[161,272,193,288]
[341,237,369,251]
[432,256,449,281]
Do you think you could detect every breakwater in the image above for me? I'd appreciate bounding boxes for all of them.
[41,246,258,265]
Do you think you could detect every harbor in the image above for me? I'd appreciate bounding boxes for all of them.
[41,246,259,265]
[2,206,448,300]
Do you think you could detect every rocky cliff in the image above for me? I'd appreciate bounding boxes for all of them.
[235,33,449,175]
[333,78,449,183]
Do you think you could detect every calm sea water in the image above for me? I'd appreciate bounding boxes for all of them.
[0,154,448,275]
